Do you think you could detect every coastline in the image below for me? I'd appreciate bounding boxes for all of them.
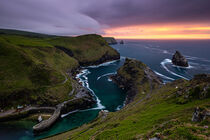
[0,55,121,134]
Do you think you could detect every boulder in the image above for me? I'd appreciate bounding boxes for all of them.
[172,51,189,67]
[192,107,210,122]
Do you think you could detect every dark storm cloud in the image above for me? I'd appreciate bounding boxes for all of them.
[79,0,210,27]
[0,0,210,35]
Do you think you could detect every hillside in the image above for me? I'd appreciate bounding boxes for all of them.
[0,29,120,109]
[47,58,210,140]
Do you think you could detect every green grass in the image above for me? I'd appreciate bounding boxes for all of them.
[46,60,210,140]
[0,29,119,109]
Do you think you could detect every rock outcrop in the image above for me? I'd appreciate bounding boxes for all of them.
[120,40,124,44]
[112,58,163,104]
[192,107,210,122]
[104,37,118,45]
[172,51,189,67]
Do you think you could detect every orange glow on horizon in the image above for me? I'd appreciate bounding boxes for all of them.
[103,24,210,39]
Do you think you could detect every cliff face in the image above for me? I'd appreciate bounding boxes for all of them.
[112,58,162,104]
[0,29,120,110]
[104,37,118,45]
[48,59,210,140]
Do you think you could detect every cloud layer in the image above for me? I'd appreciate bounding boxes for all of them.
[0,0,210,36]
[0,0,103,35]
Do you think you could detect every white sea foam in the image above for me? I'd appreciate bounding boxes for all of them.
[97,72,117,80]
[108,78,112,82]
[61,110,79,118]
[160,59,189,80]
[116,105,122,111]
[154,71,175,81]
[87,56,126,69]
[86,60,119,68]
[76,69,105,110]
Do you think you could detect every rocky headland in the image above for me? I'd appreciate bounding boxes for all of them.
[111,58,163,104]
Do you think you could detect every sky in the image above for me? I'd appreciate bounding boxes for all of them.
[0,0,210,39]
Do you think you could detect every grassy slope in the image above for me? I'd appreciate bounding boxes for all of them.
[47,60,210,140]
[49,35,119,65]
[0,29,119,109]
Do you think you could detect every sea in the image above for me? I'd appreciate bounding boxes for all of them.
[0,39,210,140]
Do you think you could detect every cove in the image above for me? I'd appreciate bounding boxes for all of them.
[0,58,126,140]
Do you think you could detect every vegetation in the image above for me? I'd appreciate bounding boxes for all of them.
[0,29,119,109]
[47,59,210,140]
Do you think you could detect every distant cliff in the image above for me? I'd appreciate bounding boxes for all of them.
[104,37,117,45]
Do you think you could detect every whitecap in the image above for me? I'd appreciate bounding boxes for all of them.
[154,71,175,81]
[86,59,119,68]
[97,72,117,80]
[108,78,112,82]
[61,110,79,118]
[160,59,189,80]
[115,105,122,111]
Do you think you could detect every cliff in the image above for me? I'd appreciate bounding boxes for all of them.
[48,59,210,140]
[0,29,119,111]
[104,37,118,45]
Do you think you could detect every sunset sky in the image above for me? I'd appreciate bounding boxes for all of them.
[0,0,210,39]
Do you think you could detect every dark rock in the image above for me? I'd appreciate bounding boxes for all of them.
[55,46,74,57]
[192,107,210,122]
[104,37,117,45]
[172,51,189,67]
[79,51,120,66]
[120,40,124,44]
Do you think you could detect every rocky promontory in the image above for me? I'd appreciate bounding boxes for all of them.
[111,58,163,104]
[172,51,189,67]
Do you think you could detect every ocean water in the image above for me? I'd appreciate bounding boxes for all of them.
[113,39,210,82]
[0,58,126,140]
[0,39,210,140]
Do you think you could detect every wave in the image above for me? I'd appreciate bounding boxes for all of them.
[171,64,194,69]
[86,59,119,68]
[76,69,105,110]
[85,56,126,69]
[61,110,79,118]
[160,59,189,80]
[108,78,112,82]
[154,71,175,81]
[185,55,210,63]
[97,72,117,80]
[144,46,173,55]
[116,105,123,111]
